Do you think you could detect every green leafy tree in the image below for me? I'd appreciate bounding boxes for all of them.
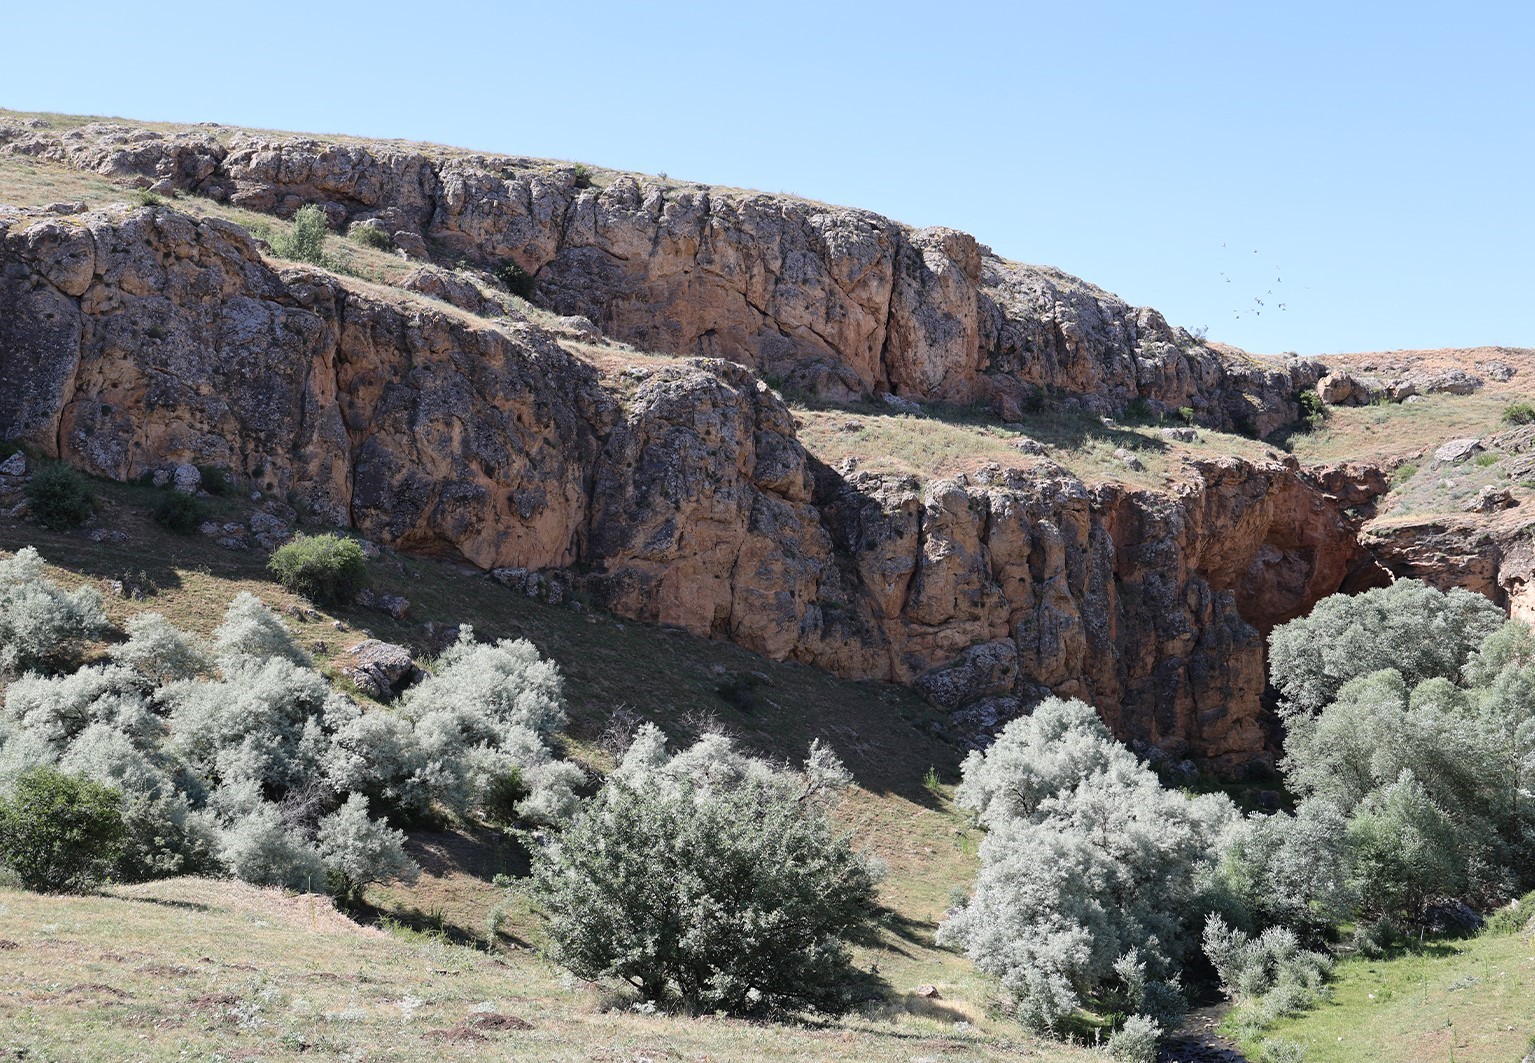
[0,767,126,892]
[267,533,369,605]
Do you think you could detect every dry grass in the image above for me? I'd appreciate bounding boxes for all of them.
[792,399,1276,489]
[0,877,1087,1062]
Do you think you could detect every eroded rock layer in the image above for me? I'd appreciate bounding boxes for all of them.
[1,204,1396,765]
[1,121,1320,435]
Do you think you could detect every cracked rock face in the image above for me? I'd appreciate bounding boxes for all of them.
[0,200,1391,767]
[4,121,1318,434]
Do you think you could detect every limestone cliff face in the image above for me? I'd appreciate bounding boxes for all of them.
[0,203,1385,764]
[2,122,1318,435]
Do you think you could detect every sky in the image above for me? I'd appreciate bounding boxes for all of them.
[4,1,1531,356]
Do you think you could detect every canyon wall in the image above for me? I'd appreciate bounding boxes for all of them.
[0,202,1394,765]
[2,122,1320,435]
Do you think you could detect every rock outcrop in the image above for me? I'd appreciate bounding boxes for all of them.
[1,121,1321,434]
[0,203,1386,765]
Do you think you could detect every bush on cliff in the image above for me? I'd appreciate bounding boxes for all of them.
[268,533,369,605]
[270,204,333,268]
[25,462,94,530]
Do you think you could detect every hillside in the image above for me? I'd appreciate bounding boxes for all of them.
[6,108,1530,774]
[2,108,1535,1061]
[0,478,1079,1060]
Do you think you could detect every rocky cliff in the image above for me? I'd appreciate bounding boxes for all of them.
[1,121,1318,435]
[7,116,1529,769]
[0,190,1399,767]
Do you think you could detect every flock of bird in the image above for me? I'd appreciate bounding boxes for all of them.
[1219,244,1288,320]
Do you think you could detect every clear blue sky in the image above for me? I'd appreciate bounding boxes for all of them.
[5,1,1531,356]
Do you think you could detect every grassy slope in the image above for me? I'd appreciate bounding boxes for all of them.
[0,479,1089,1061]
[1249,931,1535,1062]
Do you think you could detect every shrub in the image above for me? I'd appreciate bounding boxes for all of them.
[1388,461,1418,488]
[112,612,209,682]
[0,766,126,892]
[534,734,878,1014]
[25,462,94,530]
[212,592,311,666]
[348,222,394,251]
[316,793,418,907]
[270,204,333,267]
[215,796,323,890]
[4,665,156,748]
[1178,406,1196,425]
[404,630,578,823]
[151,489,206,534]
[1502,401,1535,426]
[194,464,232,496]
[1203,916,1332,1001]
[1259,1038,1308,1063]
[0,547,107,675]
[1107,1014,1162,1062]
[1297,390,1327,430]
[571,163,593,189]
[936,698,1235,1029]
[167,655,349,793]
[131,187,165,208]
[267,533,369,605]
[494,261,536,299]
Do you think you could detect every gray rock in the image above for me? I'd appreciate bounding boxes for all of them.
[552,315,603,341]
[198,521,221,536]
[216,536,247,551]
[172,463,201,493]
[1161,427,1199,442]
[1114,447,1146,471]
[88,528,127,544]
[356,588,377,608]
[151,469,173,487]
[914,639,1019,711]
[333,639,422,700]
[379,594,410,620]
[881,393,923,416]
[1465,486,1516,513]
[1010,436,1049,455]
[0,452,26,477]
[1435,438,1483,463]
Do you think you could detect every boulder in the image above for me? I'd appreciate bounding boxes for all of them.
[379,594,411,621]
[1435,438,1483,463]
[914,639,1020,711]
[1161,427,1198,442]
[1114,448,1146,472]
[0,452,26,477]
[172,463,201,493]
[1465,486,1516,513]
[333,639,422,699]
[1316,372,1361,405]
